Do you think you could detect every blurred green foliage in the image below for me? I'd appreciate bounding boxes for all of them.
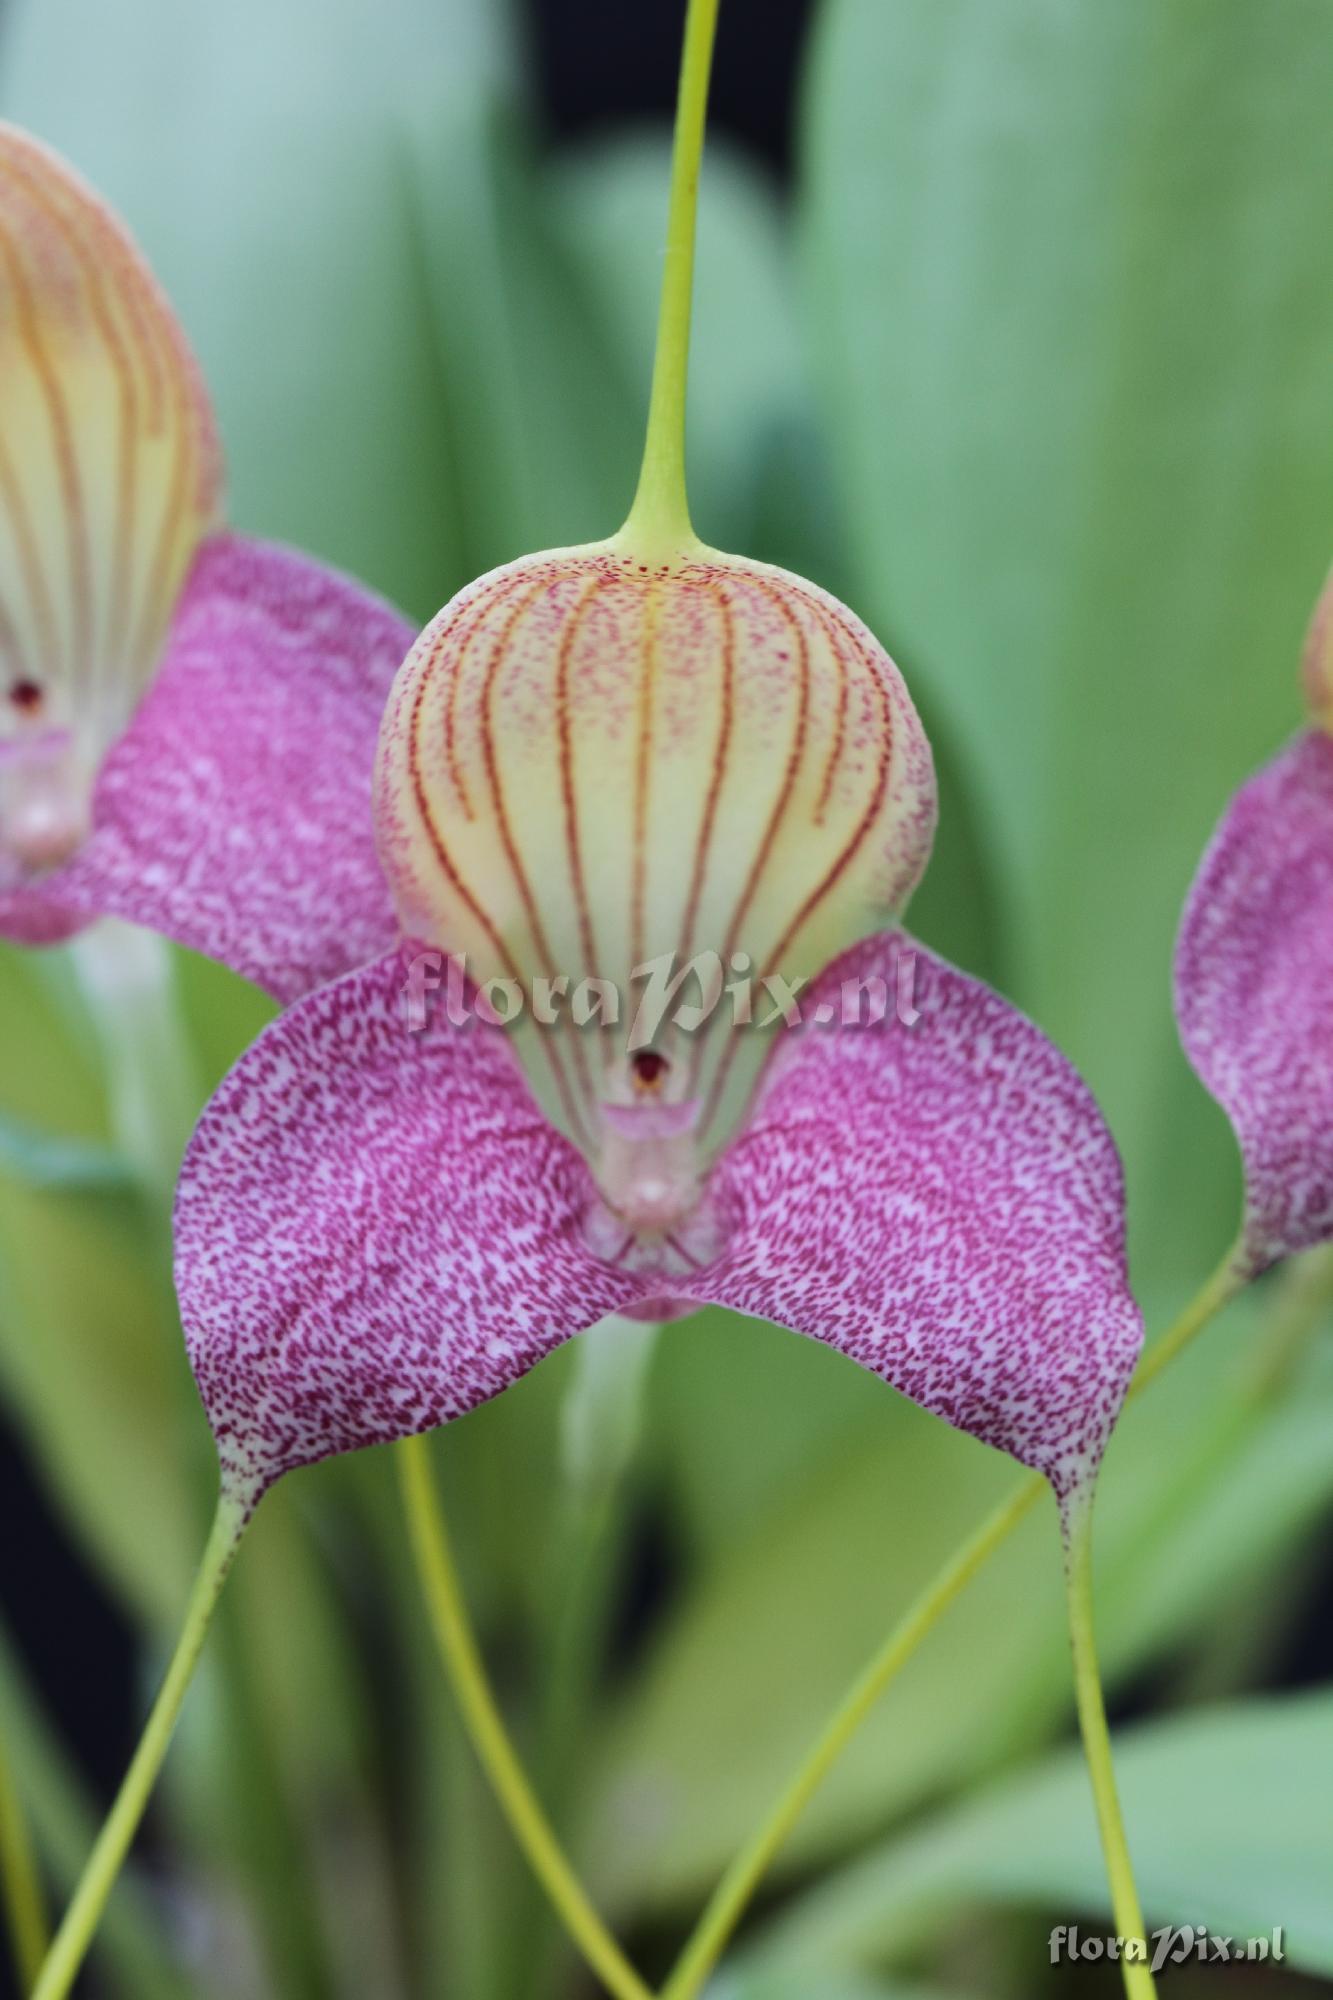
[0,0,1330,1996]
[740,1690,1333,1980]
[802,0,1333,1300]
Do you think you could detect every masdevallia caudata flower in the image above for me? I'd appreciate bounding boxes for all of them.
[167,151,1143,1513]
[1175,568,1333,1277]
[15,12,1163,1997]
[0,123,414,998]
[0,117,1144,1510]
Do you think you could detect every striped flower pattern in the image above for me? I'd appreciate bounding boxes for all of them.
[375,544,936,1182]
[0,126,220,873]
[0,124,412,995]
[0,123,1147,1512]
[180,532,1142,1509]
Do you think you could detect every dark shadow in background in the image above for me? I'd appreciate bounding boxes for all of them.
[527,0,813,175]
[0,5,812,1995]
[3,4,1330,1995]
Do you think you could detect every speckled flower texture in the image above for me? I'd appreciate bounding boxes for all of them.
[178,528,1142,1512]
[0,119,1146,1526]
[0,124,413,997]
[1176,576,1333,1276]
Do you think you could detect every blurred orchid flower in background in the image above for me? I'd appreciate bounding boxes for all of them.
[1175,570,1333,1276]
[0,125,414,1000]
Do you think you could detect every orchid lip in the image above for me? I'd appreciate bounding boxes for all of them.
[594,1125,704,1241]
[600,1096,701,1139]
[0,724,90,874]
[583,1166,724,1273]
[0,724,72,765]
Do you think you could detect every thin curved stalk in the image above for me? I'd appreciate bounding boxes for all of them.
[396,1435,652,2000]
[658,1471,1044,2000]
[32,1495,247,2000]
[1061,1494,1157,1999]
[659,1244,1245,1998]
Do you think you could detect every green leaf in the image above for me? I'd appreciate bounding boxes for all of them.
[585,1327,1052,1915]
[404,101,643,582]
[648,1306,902,1558]
[717,1973,980,2000]
[0,1167,203,1625]
[584,1279,1333,1915]
[174,949,278,1097]
[743,1691,1333,1980]
[801,0,1333,1291]
[0,946,107,1144]
[0,945,205,1623]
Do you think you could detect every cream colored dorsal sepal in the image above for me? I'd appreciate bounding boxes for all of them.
[374,540,937,1197]
[372,0,937,1243]
[0,125,222,870]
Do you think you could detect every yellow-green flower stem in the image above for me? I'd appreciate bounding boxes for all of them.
[617,0,721,557]
[659,1244,1246,2000]
[657,1469,1044,2000]
[67,924,333,1993]
[0,1723,47,1991]
[1127,1246,1245,1401]
[1061,1495,1156,2000]
[1100,1246,1333,1603]
[396,1434,653,2000]
[31,1494,247,2000]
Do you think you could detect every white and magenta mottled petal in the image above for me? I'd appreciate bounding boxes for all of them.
[175,949,638,1503]
[1175,732,1333,1275]
[0,535,414,998]
[684,933,1142,1496]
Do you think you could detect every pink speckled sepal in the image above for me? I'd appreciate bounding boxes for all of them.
[688,933,1143,1497]
[0,534,414,1000]
[1175,732,1333,1276]
[175,949,637,1503]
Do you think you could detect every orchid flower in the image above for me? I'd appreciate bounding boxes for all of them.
[0,124,414,1000]
[171,204,1143,1539]
[29,9,1157,1999]
[1176,568,1333,1278]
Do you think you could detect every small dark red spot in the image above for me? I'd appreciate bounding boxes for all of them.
[9,680,42,714]
[631,1049,669,1093]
